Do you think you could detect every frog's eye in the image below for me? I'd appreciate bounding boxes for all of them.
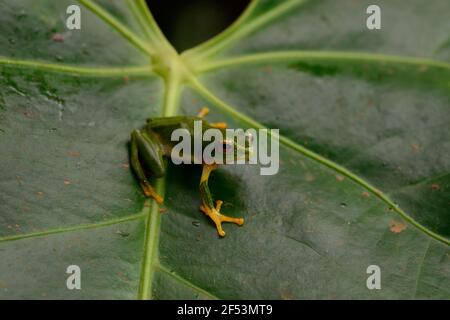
[222,141,233,153]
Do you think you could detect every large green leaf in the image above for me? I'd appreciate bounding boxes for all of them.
[0,0,449,299]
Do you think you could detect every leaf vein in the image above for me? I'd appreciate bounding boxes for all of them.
[188,77,450,246]
[183,0,311,61]
[0,212,146,243]
[0,57,153,77]
[156,264,219,300]
[77,0,153,56]
[195,50,450,73]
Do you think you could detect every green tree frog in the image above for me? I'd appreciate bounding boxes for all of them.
[130,108,251,237]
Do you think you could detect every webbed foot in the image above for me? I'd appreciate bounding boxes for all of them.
[200,200,244,237]
[140,180,163,204]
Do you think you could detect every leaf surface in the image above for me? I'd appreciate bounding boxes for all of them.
[0,0,449,299]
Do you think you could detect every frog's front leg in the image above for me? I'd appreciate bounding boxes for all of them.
[199,164,244,237]
[130,129,164,204]
[197,107,227,129]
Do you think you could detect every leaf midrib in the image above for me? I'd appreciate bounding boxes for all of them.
[138,70,183,299]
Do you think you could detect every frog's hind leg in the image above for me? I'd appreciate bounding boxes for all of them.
[199,164,244,237]
[130,130,164,204]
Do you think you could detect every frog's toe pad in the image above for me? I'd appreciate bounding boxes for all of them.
[210,122,228,129]
[197,107,209,118]
[200,202,244,237]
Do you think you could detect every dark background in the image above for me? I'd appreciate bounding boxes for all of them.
[146,0,250,52]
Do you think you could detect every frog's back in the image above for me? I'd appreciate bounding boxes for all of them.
[145,115,200,128]
[143,116,210,143]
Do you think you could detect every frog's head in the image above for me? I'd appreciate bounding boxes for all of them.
[219,131,253,164]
